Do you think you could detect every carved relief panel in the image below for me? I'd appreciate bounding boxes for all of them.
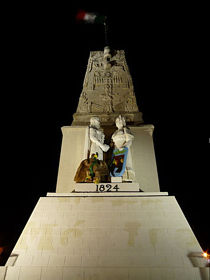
[76,49,139,114]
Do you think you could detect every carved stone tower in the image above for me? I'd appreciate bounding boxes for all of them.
[73,47,143,125]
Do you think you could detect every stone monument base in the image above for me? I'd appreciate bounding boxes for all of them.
[2,192,207,280]
[56,125,160,193]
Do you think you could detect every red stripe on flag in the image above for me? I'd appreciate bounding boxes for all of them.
[76,10,86,21]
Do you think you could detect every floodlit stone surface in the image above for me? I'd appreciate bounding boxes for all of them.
[2,194,207,279]
[56,126,87,193]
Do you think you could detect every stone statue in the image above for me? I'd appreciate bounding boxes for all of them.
[111,115,135,181]
[89,117,109,161]
[74,117,110,184]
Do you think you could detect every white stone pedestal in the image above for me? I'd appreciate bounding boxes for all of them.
[56,125,160,193]
[4,193,206,280]
[111,176,122,183]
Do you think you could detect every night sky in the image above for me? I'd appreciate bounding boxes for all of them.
[0,3,209,265]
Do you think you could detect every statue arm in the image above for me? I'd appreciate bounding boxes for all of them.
[90,128,109,152]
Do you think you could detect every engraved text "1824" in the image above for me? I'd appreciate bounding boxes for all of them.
[96,184,120,192]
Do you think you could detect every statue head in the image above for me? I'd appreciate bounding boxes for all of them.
[115,115,126,129]
[90,116,100,129]
[104,46,111,59]
[103,46,112,70]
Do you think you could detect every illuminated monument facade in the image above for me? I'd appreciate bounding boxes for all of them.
[0,47,208,280]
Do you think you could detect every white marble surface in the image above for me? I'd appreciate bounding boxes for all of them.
[3,195,206,279]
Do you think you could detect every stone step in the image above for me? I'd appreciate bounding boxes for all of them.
[47,192,169,197]
[0,265,208,280]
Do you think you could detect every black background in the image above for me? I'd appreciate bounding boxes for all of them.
[0,2,209,264]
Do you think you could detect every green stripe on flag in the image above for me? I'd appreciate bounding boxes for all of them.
[95,15,106,24]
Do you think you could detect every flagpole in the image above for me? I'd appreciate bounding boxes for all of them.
[104,16,108,46]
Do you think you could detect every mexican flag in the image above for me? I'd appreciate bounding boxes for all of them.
[76,10,106,24]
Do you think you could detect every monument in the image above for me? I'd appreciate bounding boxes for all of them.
[0,47,208,280]
[56,47,159,194]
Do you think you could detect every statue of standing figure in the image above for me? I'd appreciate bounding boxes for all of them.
[111,115,135,181]
[89,116,109,160]
[74,117,110,184]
